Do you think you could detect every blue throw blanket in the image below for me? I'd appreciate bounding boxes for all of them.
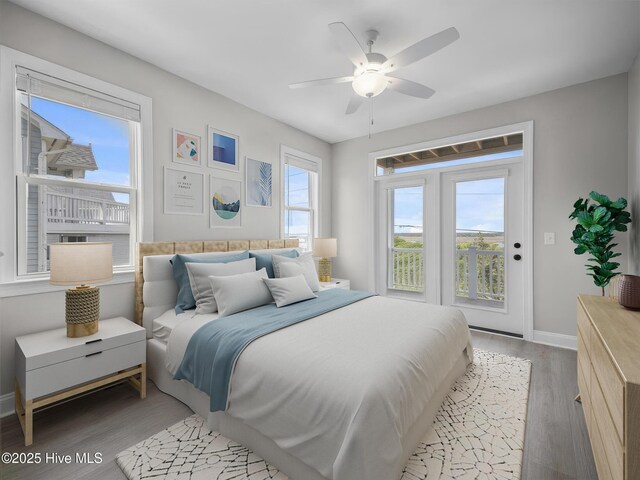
[174,288,375,412]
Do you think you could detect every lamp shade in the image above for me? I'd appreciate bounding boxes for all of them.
[49,242,113,286]
[312,238,337,258]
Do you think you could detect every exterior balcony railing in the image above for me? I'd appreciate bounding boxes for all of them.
[46,192,129,227]
[456,246,505,304]
[391,246,505,306]
[391,247,424,292]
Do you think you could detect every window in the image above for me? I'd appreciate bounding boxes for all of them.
[15,66,142,276]
[375,133,523,176]
[282,148,320,252]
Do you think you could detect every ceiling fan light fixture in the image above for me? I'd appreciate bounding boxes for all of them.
[352,71,388,98]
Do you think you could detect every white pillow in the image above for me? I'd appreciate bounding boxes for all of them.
[186,258,256,314]
[208,268,273,317]
[263,275,317,307]
[272,253,320,292]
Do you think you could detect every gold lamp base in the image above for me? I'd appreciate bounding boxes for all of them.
[318,257,332,283]
[65,286,100,338]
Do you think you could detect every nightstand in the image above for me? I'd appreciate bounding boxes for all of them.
[15,317,146,446]
[319,278,350,290]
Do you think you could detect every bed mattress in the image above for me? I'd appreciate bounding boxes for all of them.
[152,309,218,344]
[164,295,473,480]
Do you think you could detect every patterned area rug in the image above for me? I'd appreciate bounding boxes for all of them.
[117,349,531,480]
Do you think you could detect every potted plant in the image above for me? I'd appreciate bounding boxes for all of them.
[569,191,631,295]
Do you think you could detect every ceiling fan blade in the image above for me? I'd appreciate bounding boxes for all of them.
[382,27,459,73]
[329,22,368,67]
[289,76,354,89]
[386,77,435,99]
[345,94,364,114]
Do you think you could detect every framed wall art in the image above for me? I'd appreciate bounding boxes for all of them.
[210,176,242,228]
[208,126,239,172]
[172,129,201,167]
[164,166,204,215]
[245,157,272,207]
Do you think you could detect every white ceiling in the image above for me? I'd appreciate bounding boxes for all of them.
[8,0,640,144]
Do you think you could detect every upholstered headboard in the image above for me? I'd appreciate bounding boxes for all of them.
[135,238,299,325]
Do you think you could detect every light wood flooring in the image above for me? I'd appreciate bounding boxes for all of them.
[0,330,597,480]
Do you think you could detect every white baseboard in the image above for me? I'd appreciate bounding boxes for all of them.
[532,330,577,350]
[0,392,14,418]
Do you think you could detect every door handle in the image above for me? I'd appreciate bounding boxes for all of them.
[514,242,521,249]
[513,254,522,261]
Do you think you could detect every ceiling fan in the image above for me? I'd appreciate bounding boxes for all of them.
[289,22,460,115]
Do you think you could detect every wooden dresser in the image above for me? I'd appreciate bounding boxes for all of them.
[577,295,640,480]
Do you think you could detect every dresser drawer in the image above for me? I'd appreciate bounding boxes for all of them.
[591,372,624,479]
[577,329,590,394]
[578,362,591,431]
[591,407,615,480]
[590,331,624,441]
[22,340,145,400]
[577,301,591,345]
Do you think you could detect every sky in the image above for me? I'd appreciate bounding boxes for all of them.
[393,152,519,236]
[28,96,131,203]
[284,164,311,236]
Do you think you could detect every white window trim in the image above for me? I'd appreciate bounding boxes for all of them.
[0,46,154,295]
[280,145,323,246]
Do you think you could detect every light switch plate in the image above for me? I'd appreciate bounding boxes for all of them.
[544,232,556,245]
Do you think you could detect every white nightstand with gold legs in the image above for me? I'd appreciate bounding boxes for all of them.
[15,317,146,446]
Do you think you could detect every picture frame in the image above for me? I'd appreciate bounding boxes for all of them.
[245,157,272,207]
[210,175,242,228]
[172,129,201,167]
[208,126,239,172]
[164,166,204,215]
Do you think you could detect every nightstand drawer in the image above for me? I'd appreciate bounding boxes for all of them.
[18,318,145,371]
[21,340,145,401]
[319,278,350,291]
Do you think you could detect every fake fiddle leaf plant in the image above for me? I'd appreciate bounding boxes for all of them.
[569,191,631,295]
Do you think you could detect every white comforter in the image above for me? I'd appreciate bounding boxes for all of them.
[166,295,472,480]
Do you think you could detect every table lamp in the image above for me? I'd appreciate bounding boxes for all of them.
[49,242,113,337]
[313,238,337,282]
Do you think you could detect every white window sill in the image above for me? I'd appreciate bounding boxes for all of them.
[0,270,134,298]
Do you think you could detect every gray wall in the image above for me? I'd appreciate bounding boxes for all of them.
[629,52,640,275]
[331,74,629,337]
[0,2,331,397]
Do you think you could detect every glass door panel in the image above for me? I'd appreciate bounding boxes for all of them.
[454,178,505,308]
[389,186,424,293]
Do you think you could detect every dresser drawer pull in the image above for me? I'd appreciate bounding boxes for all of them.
[85,351,102,357]
[85,339,102,345]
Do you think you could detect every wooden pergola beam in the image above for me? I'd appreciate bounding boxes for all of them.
[377,133,524,171]
[379,143,523,170]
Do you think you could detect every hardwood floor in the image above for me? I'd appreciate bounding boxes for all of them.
[0,330,597,480]
[471,331,597,480]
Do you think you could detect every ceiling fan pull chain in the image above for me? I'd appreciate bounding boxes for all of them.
[368,96,373,138]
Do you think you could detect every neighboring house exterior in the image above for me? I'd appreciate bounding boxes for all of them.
[22,107,130,273]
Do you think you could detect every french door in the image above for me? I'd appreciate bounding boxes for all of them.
[375,161,526,336]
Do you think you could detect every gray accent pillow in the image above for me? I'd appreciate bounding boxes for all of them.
[272,252,321,292]
[185,258,256,314]
[208,268,273,317]
[263,275,317,307]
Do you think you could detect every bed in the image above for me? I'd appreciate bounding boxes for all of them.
[136,239,473,480]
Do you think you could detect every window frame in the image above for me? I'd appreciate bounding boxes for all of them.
[280,145,322,252]
[0,46,154,292]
